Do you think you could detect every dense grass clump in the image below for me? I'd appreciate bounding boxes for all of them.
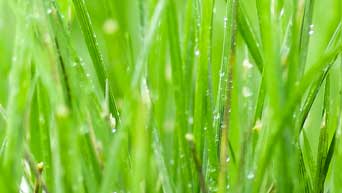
[0,0,342,192]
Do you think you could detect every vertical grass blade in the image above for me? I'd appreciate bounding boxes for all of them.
[71,0,120,121]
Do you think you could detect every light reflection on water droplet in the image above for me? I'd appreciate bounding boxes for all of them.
[309,24,315,35]
[103,18,118,34]
[247,171,255,180]
[188,116,194,125]
[242,86,253,98]
[243,58,253,70]
[195,50,200,56]
[280,8,284,17]
[220,72,225,78]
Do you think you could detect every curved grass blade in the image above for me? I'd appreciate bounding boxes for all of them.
[253,43,342,193]
[238,2,263,72]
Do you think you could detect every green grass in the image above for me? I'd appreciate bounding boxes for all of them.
[0,0,342,192]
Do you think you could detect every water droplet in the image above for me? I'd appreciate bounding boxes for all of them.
[185,133,194,142]
[109,114,116,129]
[47,8,53,15]
[247,171,255,180]
[56,105,69,118]
[243,59,253,70]
[321,119,326,129]
[195,49,200,56]
[220,72,225,78]
[20,177,30,193]
[253,120,262,132]
[141,78,151,106]
[309,24,314,35]
[226,157,230,163]
[242,86,253,98]
[280,8,284,17]
[188,116,194,125]
[103,19,118,34]
[111,128,117,133]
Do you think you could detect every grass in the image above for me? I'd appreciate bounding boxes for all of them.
[0,0,342,192]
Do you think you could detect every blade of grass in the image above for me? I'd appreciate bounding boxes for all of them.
[238,2,263,72]
[253,35,342,193]
[166,0,193,191]
[218,0,238,192]
[152,127,175,193]
[71,0,120,122]
[1,1,33,191]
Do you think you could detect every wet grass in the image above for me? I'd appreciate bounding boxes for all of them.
[0,0,342,192]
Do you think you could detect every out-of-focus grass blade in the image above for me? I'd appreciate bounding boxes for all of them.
[166,0,192,191]
[1,1,33,192]
[36,79,54,190]
[0,105,6,122]
[54,106,85,193]
[152,127,175,193]
[99,132,127,193]
[254,0,287,191]
[131,0,166,87]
